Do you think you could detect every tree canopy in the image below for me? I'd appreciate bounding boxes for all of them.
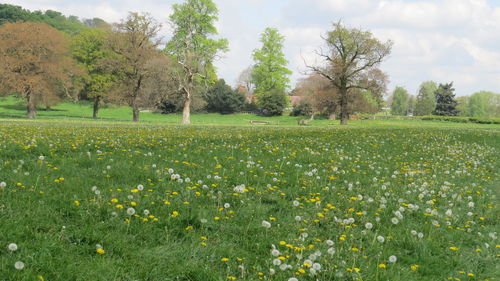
[307,22,392,124]
[0,4,87,34]
[252,27,292,97]
[0,22,79,117]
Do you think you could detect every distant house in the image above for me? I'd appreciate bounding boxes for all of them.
[236,85,255,103]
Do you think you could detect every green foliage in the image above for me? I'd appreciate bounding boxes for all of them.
[422,115,500,124]
[390,87,409,116]
[433,83,458,116]
[414,81,437,116]
[71,28,116,100]
[252,27,292,97]
[290,99,313,116]
[468,91,499,118]
[0,4,86,34]
[204,79,245,114]
[257,89,289,116]
[165,0,228,81]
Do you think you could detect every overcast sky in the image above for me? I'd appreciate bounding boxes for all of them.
[3,0,500,96]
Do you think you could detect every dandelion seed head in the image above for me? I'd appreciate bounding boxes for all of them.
[8,243,18,251]
[14,261,24,270]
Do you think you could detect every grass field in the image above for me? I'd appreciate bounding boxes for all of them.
[0,119,499,281]
[1,96,500,129]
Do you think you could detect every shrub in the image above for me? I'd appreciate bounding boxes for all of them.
[257,89,288,116]
[290,99,313,116]
[204,79,245,114]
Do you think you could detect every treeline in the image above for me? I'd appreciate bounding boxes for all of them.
[0,2,394,125]
[8,2,496,124]
[389,81,500,118]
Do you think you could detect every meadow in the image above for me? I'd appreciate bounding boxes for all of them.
[0,119,499,280]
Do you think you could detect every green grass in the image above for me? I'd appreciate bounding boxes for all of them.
[0,120,498,281]
[2,96,500,129]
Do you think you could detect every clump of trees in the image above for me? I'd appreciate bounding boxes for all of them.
[1,3,496,123]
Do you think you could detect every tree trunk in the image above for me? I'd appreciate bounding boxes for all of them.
[132,105,140,122]
[182,94,191,124]
[339,87,348,125]
[26,91,37,118]
[93,96,100,119]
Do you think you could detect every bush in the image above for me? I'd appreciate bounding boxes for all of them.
[204,79,245,114]
[421,116,500,124]
[290,99,313,116]
[257,89,288,116]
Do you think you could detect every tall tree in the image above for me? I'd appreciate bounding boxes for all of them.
[390,87,410,116]
[165,0,228,124]
[0,22,78,118]
[414,81,437,116]
[71,28,116,119]
[433,83,458,116]
[252,27,292,98]
[108,12,162,122]
[306,22,392,125]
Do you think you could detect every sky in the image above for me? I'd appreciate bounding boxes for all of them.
[3,0,500,96]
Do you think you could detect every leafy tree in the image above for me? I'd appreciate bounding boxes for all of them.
[307,22,392,125]
[108,12,163,122]
[390,87,409,116]
[350,90,380,114]
[293,74,338,119]
[414,81,437,116]
[456,96,470,117]
[204,79,245,114]
[71,28,116,119]
[407,95,416,115]
[468,91,498,118]
[165,0,228,124]
[258,89,289,116]
[433,83,458,116]
[82,18,111,29]
[0,22,79,118]
[252,27,292,99]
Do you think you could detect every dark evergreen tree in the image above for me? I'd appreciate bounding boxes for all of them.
[433,83,458,116]
[258,89,289,116]
[204,79,245,114]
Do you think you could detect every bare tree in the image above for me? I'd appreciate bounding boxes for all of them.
[306,22,392,125]
[236,66,254,94]
[108,12,162,122]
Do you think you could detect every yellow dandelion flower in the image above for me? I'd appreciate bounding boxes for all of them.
[96,248,105,255]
